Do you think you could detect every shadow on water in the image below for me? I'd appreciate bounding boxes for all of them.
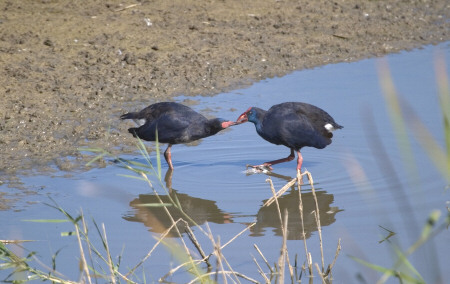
[123,168,342,240]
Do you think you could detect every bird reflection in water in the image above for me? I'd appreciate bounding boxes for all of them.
[123,169,232,237]
[248,171,342,240]
[123,169,341,240]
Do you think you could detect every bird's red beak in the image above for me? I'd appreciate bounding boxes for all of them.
[236,107,251,124]
[221,121,237,128]
[236,113,248,124]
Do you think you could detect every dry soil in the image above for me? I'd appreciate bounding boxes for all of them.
[0,0,449,183]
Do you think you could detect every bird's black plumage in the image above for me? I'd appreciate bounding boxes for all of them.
[236,102,343,171]
[121,102,234,169]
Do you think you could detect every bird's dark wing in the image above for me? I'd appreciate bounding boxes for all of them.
[122,102,174,120]
[282,115,331,149]
[134,113,191,143]
[286,102,341,136]
[136,102,195,121]
[138,109,212,144]
[262,102,334,149]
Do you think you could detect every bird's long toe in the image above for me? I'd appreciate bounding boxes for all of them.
[246,163,273,172]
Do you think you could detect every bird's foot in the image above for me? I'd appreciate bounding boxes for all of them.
[259,163,273,171]
[244,164,272,174]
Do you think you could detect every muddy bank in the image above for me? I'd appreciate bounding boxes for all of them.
[0,0,449,181]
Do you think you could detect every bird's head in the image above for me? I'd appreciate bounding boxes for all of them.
[209,118,236,130]
[236,107,252,124]
[205,118,236,136]
[220,120,236,129]
[236,107,263,124]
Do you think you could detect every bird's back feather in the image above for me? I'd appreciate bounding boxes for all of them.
[121,102,227,144]
[257,102,342,150]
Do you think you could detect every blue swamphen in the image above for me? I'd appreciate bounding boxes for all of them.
[121,102,235,170]
[236,102,343,171]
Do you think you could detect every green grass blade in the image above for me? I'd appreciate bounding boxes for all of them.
[0,240,35,244]
[44,198,78,224]
[400,99,450,183]
[124,159,153,169]
[86,152,108,167]
[391,245,424,282]
[159,238,207,281]
[420,210,441,241]
[349,255,423,282]
[350,255,395,275]
[435,52,450,173]
[51,248,64,271]
[379,59,450,183]
[135,137,153,166]
[117,174,148,181]
[404,210,442,257]
[377,60,417,177]
[172,192,183,210]
[117,166,152,175]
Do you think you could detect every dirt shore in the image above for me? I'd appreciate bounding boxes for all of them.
[0,0,449,182]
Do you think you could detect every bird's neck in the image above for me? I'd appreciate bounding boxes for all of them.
[254,120,263,132]
[205,118,224,136]
[249,108,266,132]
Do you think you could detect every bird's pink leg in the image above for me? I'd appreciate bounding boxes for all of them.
[251,148,295,170]
[296,150,303,171]
[164,144,174,170]
[296,150,304,184]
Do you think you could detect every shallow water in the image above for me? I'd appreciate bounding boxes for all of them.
[1,43,449,283]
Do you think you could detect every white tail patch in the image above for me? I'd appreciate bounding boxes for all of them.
[324,123,335,132]
[133,119,146,126]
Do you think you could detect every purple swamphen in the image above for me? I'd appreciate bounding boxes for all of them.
[236,102,343,171]
[121,102,235,170]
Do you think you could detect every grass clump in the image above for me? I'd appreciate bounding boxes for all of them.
[347,53,450,283]
[1,135,341,283]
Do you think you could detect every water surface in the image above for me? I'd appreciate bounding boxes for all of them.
[1,43,449,283]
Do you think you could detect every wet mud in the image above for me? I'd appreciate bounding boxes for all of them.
[0,0,449,181]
